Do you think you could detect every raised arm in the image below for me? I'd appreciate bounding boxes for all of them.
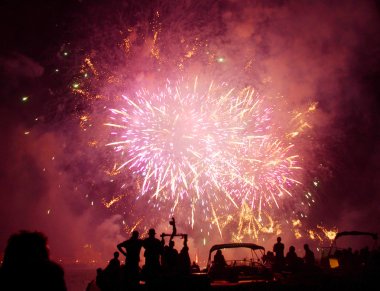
[117,242,127,257]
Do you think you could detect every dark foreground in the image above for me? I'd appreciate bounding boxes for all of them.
[86,269,378,291]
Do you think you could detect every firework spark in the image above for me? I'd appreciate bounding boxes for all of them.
[105,77,306,230]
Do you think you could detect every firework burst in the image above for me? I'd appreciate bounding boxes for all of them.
[105,77,306,230]
[61,1,334,244]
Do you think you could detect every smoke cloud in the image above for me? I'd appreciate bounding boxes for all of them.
[1,0,380,266]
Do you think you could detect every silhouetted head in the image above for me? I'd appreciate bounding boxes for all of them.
[114,251,119,258]
[277,237,281,242]
[289,246,295,252]
[304,244,309,250]
[3,230,50,268]
[132,230,139,239]
[169,240,175,248]
[148,228,156,237]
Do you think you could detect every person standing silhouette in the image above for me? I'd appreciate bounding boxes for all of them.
[104,251,121,291]
[142,228,163,285]
[178,235,191,275]
[273,237,285,271]
[117,231,143,271]
[303,243,315,271]
[162,240,179,274]
[117,230,143,288]
[273,237,285,258]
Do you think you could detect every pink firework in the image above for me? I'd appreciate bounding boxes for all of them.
[105,78,304,227]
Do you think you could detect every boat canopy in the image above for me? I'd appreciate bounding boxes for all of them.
[209,243,265,254]
[334,231,378,240]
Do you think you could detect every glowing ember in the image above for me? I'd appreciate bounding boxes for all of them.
[318,225,338,241]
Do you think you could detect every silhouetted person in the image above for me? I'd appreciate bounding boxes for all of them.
[214,250,227,267]
[86,268,102,291]
[273,237,285,271]
[285,245,301,272]
[161,244,169,267]
[169,217,177,240]
[178,235,191,275]
[213,249,227,277]
[95,268,107,291]
[106,251,121,272]
[0,230,67,291]
[117,230,143,287]
[142,228,163,284]
[273,237,285,259]
[162,240,179,274]
[190,261,201,273]
[303,243,315,271]
[104,252,121,291]
[263,250,275,267]
[117,230,143,269]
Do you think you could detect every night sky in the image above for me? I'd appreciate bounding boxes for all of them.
[1,0,380,265]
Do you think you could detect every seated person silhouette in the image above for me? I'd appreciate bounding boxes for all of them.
[190,261,201,273]
[212,249,227,278]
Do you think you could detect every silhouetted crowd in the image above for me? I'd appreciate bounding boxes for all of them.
[86,218,198,291]
[260,235,380,291]
[2,229,380,291]
[263,237,317,272]
[322,245,380,273]
[261,236,318,274]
